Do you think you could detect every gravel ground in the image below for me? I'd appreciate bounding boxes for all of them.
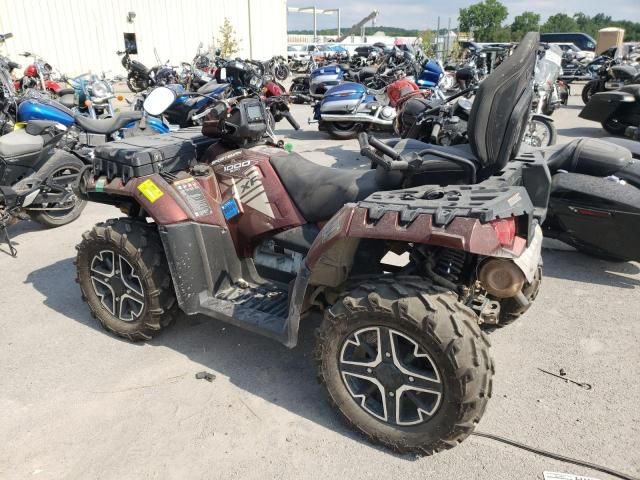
[0,86,638,480]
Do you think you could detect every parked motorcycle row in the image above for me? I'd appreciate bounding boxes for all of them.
[1,31,639,457]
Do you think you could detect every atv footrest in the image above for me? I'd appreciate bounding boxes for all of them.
[199,283,289,342]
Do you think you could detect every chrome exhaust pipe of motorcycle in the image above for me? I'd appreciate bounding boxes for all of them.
[319,113,395,126]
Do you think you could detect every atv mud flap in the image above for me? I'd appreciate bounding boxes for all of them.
[512,224,543,282]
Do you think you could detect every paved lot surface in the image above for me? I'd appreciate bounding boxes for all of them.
[1,88,639,480]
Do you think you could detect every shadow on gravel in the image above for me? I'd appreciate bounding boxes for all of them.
[24,255,417,460]
[542,248,640,289]
[557,126,607,138]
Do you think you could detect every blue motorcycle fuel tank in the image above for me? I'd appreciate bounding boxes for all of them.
[18,98,75,126]
[417,59,444,88]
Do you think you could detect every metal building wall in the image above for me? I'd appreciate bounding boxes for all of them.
[0,0,287,76]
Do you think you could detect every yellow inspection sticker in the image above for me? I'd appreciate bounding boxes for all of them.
[137,179,164,203]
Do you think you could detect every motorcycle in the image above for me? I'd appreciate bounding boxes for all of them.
[74,32,548,456]
[64,73,117,118]
[264,55,290,81]
[311,66,408,139]
[541,137,640,261]
[416,58,445,90]
[14,51,64,95]
[17,88,169,136]
[118,50,177,93]
[579,84,640,136]
[0,120,87,231]
[581,57,640,104]
[441,55,481,92]
[289,62,343,101]
[0,51,19,135]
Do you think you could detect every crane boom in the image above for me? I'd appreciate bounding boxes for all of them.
[336,10,379,43]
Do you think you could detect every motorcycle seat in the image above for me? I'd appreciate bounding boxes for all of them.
[73,111,143,135]
[0,128,44,158]
[270,153,402,222]
[58,93,75,109]
[56,88,75,96]
[545,138,640,187]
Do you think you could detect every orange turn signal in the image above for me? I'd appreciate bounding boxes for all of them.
[84,100,93,107]
[116,95,124,101]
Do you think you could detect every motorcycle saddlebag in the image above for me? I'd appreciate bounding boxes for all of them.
[579,91,635,122]
[93,133,199,182]
[550,172,640,261]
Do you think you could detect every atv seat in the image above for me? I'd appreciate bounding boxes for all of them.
[270,153,401,222]
[74,111,143,135]
[545,138,640,188]
[0,128,44,157]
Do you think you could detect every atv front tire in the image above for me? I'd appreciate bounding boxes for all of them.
[76,218,178,341]
[316,277,493,455]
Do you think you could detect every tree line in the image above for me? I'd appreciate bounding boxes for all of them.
[459,0,640,42]
[289,2,640,44]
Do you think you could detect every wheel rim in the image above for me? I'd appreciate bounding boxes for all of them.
[90,249,145,322]
[523,120,549,147]
[339,326,443,426]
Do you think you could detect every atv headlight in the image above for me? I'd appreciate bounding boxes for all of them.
[90,80,112,99]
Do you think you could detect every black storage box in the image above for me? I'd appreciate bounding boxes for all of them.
[93,130,219,183]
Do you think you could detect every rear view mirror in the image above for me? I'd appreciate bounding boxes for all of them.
[143,86,176,116]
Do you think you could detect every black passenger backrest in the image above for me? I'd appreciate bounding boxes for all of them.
[467,32,539,172]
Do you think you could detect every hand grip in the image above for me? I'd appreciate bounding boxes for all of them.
[283,111,300,130]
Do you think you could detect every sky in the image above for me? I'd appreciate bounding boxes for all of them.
[287,0,640,31]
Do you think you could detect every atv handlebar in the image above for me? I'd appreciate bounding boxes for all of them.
[358,133,410,171]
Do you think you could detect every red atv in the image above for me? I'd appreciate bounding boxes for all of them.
[75,33,548,454]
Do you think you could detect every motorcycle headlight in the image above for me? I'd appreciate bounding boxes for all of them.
[249,75,262,88]
[90,80,111,99]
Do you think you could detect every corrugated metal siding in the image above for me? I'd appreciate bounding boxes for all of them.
[0,0,286,76]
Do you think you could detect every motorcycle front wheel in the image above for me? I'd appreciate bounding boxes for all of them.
[325,121,364,140]
[522,116,556,148]
[126,74,149,93]
[274,64,290,81]
[581,81,600,105]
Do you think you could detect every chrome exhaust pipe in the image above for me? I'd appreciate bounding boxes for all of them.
[319,113,394,126]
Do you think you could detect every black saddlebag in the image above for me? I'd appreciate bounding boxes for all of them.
[550,172,640,260]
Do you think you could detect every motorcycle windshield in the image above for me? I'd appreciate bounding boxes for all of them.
[535,45,562,85]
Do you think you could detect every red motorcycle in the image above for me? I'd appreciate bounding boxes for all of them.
[13,52,65,94]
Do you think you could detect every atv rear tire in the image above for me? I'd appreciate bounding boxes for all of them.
[325,121,363,140]
[75,218,178,341]
[316,276,493,455]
